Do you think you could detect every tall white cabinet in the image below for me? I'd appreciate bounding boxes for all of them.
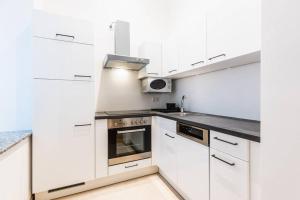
[32,10,95,194]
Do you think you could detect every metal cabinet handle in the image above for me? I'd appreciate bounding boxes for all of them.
[168,69,177,73]
[191,61,204,66]
[117,128,146,134]
[74,124,92,127]
[147,73,159,75]
[213,137,238,145]
[125,164,138,168]
[74,75,92,78]
[211,154,235,166]
[164,133,175,139]
[56,33,75,40]
[208,54,226,61]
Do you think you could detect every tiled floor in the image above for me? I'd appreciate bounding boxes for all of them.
[57,175,181,200]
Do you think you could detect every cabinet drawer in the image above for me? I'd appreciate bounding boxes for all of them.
[210,131,249,161]
[108,159,151,176]
[33,10,93,45]
[210,149,249,200]
[157,117,176,132]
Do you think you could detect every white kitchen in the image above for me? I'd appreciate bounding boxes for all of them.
[0,0,299,200]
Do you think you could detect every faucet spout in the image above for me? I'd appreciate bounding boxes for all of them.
[180,95,185,113]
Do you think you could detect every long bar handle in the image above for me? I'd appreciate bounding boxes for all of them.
[56,33,75,40]
[208,54,226,61]
[125,164,138,168]
[191,61,204,66]
[147,73,159,75]
[214,137,238,145]
[117,128,146,134]
[74,75,92,78]
[164,133,175,139]
[74,124,92,127]
[211,154,235,166]
[168,69,177,73]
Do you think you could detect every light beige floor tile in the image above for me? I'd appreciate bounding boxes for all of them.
[57,175,180,200]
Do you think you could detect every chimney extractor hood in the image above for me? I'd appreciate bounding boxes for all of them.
[103,20,149,71]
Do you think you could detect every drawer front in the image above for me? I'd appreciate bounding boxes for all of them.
[157,117,176,132]
[210,131,249,161]
[108,159,151,176]
[210,149,249,200]
[33,10,93,45]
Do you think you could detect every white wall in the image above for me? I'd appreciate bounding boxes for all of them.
[172,63,260,120]
[261,0,300,199]
[34,0,172,112]
[0,0,32,131]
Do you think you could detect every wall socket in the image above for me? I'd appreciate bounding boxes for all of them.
[152,96,160,102]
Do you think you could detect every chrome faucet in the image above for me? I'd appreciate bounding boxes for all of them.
[180,95,185,113]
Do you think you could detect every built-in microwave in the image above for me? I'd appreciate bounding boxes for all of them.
[142,78,172,93]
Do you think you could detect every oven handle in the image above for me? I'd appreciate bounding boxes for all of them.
[117,128,146,134]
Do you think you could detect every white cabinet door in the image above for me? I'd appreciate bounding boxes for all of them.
[163,37,180,76]
[210,148,249,200]
[207,0,260,63]
[108,159,152,176]
[177,135,209,200]
[138,42,162,78]
[33,37,94,80]
[178,14,206,71]
[0,138,31,200]
[33,79,95,193]
[33,10,93,45]
[151,117,161,166]
[95,119,108,179]
[159,128,177,187]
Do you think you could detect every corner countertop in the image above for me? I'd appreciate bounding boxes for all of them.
[95,110,260,142]
[0,130,32,155]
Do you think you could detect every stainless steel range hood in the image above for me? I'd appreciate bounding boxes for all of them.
[103,20,149,70]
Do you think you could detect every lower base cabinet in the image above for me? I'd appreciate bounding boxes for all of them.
[177,135,209,200]
[0,138,31,200]
[210,148,249,200]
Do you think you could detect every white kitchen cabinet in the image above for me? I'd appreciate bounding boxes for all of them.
[95,119,108,179]
[177,135,209,200]
[163,36,180,76]
[0,138,31,200]
[159,128,178,187]
[210,148,250,200]
[210,131,250,161]
[178,14,206,72]
[33,37,94,80]
[108,158,152,176]
[207,0,260,63]
[33,10,93,45]
[138,42,163,79]
[151,117,161,166]
[32,79,95,193]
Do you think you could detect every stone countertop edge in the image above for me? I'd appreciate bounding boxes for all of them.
[95,112,260,143]
[0,130,32,155]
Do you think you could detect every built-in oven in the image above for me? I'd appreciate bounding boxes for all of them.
[108,117,151,166]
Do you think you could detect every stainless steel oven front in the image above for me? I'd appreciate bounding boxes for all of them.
[108,117,152,166]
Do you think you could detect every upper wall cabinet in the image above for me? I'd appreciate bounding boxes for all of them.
[177,13,206,72]
[138,42,163,79]
[32,10,94,80]
[163,36,180,76]
[206,0,260,63]
[33,10,94,45]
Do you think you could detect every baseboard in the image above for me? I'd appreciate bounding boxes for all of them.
[157,173,185,200]
[34,166,158,200]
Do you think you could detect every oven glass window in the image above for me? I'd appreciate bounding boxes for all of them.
[116,129,145,156]
[150,79,166,90]
[108,126,151,160]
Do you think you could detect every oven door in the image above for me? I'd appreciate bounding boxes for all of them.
[108,125,151,166]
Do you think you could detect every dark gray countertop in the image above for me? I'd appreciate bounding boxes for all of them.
[95,110,260,142]
[0,130,32,155]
